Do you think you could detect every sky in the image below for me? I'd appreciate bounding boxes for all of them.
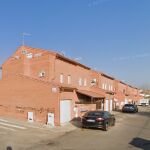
[0,0,150,89]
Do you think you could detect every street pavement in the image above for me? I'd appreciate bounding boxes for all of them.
[0,106,149,150]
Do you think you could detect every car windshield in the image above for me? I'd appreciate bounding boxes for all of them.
[124,104,134,107]
[85,111,104,117]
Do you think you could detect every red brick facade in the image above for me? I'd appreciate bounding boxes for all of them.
[0,46,141,126]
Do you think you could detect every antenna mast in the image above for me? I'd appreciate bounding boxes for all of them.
[22,32,31,46]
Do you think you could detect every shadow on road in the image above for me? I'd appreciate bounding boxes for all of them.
[6,146,13,150]
[129,137,150,150]
[137,111,150,118]
[70,117,82,128]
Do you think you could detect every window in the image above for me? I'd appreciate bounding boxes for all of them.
[84,79,87,86]
[91,78,97,86]
[109,85,111,91]
[102,83,105,89]
[26,53,33,59]
[68,75,71,84]
[79,78,82,86]
[111,85,113,91]
[60,74,64,83]
[21,50,28,54]
[105,83,107,90]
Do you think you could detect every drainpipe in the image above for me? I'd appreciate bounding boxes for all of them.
[102,98,105,110]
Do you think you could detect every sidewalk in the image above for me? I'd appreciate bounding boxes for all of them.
[0,110,124,134]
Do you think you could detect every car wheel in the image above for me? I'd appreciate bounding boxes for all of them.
[112,119,115,126]
[103,123,108,131]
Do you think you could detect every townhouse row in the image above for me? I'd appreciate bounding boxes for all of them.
[0,46,142,126]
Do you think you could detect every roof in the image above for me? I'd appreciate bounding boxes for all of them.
[100,72,115,80]
[19,46,90,70]
[77,90,105,98]
[56,54,90,69]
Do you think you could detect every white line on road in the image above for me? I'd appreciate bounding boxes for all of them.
[0,119,9,123]
[0,126,16,131]
[0,122,26,129]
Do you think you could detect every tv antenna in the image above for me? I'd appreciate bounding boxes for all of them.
[22,32,31,46]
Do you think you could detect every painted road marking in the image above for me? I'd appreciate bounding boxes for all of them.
[0,122,26,130]
[0,126,16,131]
[0,119,9,123]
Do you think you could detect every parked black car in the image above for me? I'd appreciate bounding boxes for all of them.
[122,104,138,113]
[81,111,115,131]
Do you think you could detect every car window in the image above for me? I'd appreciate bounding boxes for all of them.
[85,111,104,117]
[104,112,111,118]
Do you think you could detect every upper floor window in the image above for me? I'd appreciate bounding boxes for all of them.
[79,78,82,86]
[91,78,97,86]
[105,83,107,90]
[102,83,105,89]
[68,75,71,84]
[108,85,111,91]
[60,74,64,83]
[108,85,113,91]
[84,79,87,86]
[110,85,113,91]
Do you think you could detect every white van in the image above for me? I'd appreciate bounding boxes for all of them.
[139,99,149,106]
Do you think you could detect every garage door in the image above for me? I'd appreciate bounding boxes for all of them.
[60,100,71,124]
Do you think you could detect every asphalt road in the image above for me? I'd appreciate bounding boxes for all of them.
[0,106,150,150]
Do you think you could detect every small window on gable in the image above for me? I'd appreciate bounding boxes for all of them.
[22,50,28,54]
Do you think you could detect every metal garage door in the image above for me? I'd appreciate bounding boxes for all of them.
[60,100,71,124]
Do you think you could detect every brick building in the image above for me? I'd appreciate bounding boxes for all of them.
[0,46,141,126]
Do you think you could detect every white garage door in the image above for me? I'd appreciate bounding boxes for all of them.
[105,99,109,111]
[60,100,71,124]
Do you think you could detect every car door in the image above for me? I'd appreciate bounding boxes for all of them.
[104,112,112,126]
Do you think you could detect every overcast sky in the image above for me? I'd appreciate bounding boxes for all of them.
[0,0,150,88]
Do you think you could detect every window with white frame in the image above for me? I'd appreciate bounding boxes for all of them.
[67,75,71,84]
[79,78,82,86]
[105,83,107,90]
[60,74,64,83]
[108,85,110,91]
[102,83,105,89]
[111,85,113,91]
[84,79,87,86]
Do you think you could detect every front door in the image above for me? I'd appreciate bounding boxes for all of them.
[60,100,71,124]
